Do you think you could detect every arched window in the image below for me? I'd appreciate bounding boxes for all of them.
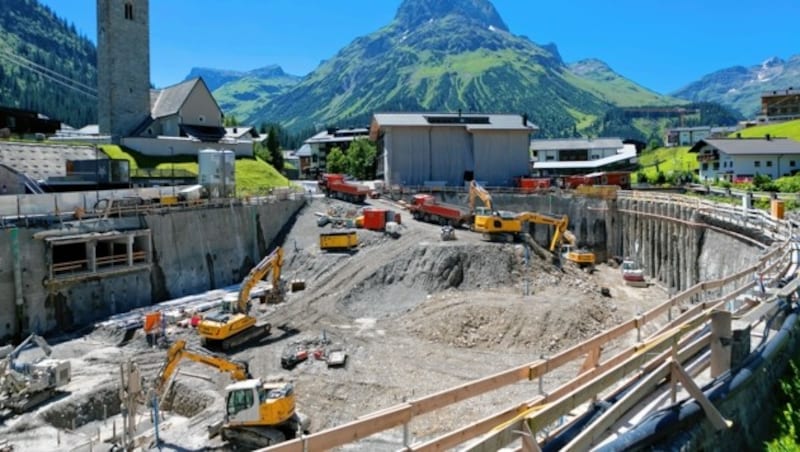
[124,3,134,20]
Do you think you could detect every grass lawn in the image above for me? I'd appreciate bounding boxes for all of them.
[99,145,291,196]
[635,146,695,183]
[732,119,800,141]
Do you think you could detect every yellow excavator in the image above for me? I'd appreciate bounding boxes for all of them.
[468,182,595,266]
[198,247,284,350]
[155,339,309,449]
[469,180,519,240]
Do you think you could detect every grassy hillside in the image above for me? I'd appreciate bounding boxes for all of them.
[99,145,290,196]
[565,67,688,107]
[635,146,695,183]
[732,119,800,141]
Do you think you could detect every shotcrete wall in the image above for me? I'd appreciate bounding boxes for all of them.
[437,192,762,294]
[0,199,304,340]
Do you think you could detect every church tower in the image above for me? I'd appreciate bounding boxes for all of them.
[97,0,151,141]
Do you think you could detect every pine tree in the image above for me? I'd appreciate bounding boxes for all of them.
[267,126,284,172]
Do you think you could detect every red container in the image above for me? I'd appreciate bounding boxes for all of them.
[363,208,386,230]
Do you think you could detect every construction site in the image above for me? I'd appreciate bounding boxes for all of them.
[0,182,798,451]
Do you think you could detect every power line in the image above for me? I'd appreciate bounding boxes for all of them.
[0,48,98,94]
[0,48,97,99]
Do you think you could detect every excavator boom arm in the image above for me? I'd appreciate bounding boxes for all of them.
[236,247,284,313]
[468,180,493,213]
[157,339,251,395]
[514,212,571,252]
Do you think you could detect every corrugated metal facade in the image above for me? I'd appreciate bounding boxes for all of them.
[379,121,532,187]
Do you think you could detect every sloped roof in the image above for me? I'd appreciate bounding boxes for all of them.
[150,78,200,119]
[0,142,106,181]
[530,138,623,151]
[295,144,312,157]
[533,147,637,170]
[689,138,800,155]
[371,113,537,132]
[224,127,257,139]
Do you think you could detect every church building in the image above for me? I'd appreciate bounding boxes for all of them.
[96,0,254,156]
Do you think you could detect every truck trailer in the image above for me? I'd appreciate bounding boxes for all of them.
[319,174,370,203]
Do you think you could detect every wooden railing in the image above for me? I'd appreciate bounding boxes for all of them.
[262,235,792,452]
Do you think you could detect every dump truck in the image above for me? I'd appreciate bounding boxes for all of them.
[407,194,471,227]
[318,174,370,203]
[320,230,359,251]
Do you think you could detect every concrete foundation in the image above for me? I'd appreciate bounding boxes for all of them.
[0,199,304,339]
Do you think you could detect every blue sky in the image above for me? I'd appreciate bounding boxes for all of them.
[39,0,800,93]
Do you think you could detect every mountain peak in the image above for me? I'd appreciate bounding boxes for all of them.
[394,0,508,32]
[249,65,287,78]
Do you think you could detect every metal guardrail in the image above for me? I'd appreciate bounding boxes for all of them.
[686,183,800,203]
[617,190,795,242]
[0,186,308,228]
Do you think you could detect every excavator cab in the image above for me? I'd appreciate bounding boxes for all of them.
[222,380,304,448]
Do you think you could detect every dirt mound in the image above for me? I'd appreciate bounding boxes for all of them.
[404,291,622,353]
[337,243,528,319]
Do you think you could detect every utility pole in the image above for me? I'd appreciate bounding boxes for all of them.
[170,146,175,197]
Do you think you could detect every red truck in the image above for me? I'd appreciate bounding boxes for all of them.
[318,173,370,203]
[407,194,471,228]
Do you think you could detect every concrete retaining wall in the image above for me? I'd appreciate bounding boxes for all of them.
[436,192,761,294]
[0,199,304,340]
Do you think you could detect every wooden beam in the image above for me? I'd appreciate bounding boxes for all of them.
[579,346,601,376]
[410,403,535,452]
[670,359,732,431]
[519,421,541,452]
[561,361,672,451]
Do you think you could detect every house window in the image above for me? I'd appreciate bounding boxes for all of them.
[791,161,796,167]
[766,161,773,167]
[124,3,134,20]
[545,156,554,161]
[701,163,708,171]
[713,162,719,170]
[754,161,760,167]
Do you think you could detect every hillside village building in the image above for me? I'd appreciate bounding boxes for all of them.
[370,113,536,187]
[97,0,253,156]
[303,127,371,177]
[760,88,800,122]
[530,138,637,176]
[689,137,800,182]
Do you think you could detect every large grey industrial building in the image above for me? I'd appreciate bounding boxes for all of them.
[370,113,537,187]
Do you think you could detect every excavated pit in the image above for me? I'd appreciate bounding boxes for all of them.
[41,383,121,430]
[161,380,215,418]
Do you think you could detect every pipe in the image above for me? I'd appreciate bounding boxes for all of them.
[595,307,799,451]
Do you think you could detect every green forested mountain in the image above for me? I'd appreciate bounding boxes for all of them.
[236,0,676,137]
[0,0,97,127]
[672,56,800,118]
[208,66,301,123]
[566,59,682,108]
